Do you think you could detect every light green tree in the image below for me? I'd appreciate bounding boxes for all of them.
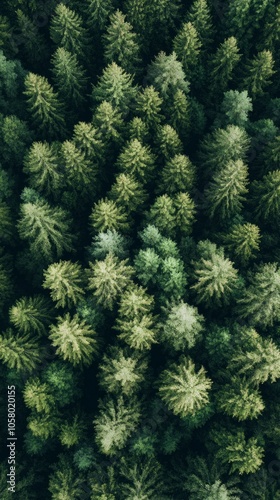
[116,314,158,350]
[23,142,63,196]
[173,22,202,77]
[49,313,98,366]
[159,356,212,417]
[174,192,196,234]
[9,295,54,336]
[92,101,125,146]
[89,230,129,260]
[43,260,86,308]
[50,3,89,58]
[134,248,161,285]
[90,198,129,233]
[223,223,261,264]
[59,415,86,448]
[94,395,141,455]
[219,90,252,127]
[87,254,134,310]
[135,86,163,130]
[147,195,176,237]
[158,256,187,301]
[243,50,275,97]
[23,378,55,414]
[73,121,103,163]
[159,154,196,194]
[209,37,241,92]
[118,284,155,319]
[0,329,42,373]
[216,376,265,421]
[61,140,97,195]
[51,48,88,107]
[156,124,183,161]
[119,457,165,500]
[161,301,204,351]
[116,138,155,182]
[109,173,147,213]
[146,51,189,99]
[49,455,84,500]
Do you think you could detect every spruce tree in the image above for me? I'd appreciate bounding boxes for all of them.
[168,89,190,139]
[116,138,155,182]
[135,86,163,130]
[48,455,84,500]
[89,230,129,260]
[59,415,85,448]
[209,37,241,92]
[23,141,63,196]
[119,457,165,500]
[134,248,161,286]
[159,154,196,194]
[23,377,55,414]
[216,377,265,420]
[103,10,140,74]
[0,329,42,373]
[243,50,275,97]
[185,0,214,50]
[219,90,252,127]
[173,22,202,77]
[49,313,98,366]
[84,0,114,31]
[9,295,54,336]
[90,198,129,233]
[161,301,204,351]
[87,254,134,310]
[24,73,66,138]
[109,173,147,213]
[43,260,86,308]
[146,51,189,99]
[117,284,155,319]
[158,356,212,417]
[127,116,149,142]
[116,313,158,350]
[252,170,280,222]
[16,9,48,65]
[174,192,196,235]
[61,140,97,195]
[51,47,88,107]
[223,223,261,264]
[50,3,89,59]
[73,121,103,163]
[92,100,125,147]
[147,195,176,237]
[155,124,183,161]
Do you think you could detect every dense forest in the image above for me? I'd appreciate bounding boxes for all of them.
[1,0,280,498]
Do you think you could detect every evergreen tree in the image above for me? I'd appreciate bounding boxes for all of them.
[155,124,183,161]
[158,356,212,417]
[61,140,97,195]
[252,170,280,222]
[92,101,125,146]
[185,0,214,49]
[109,173,147,213]
[161,301,204,351]
[118,284,155,319]
[173,22,202,77]
[0,115,33,165]
[209,37,241,92]
[0,329,42,373]
[243,50,275,97]
[159,154,196,194]
[219,90,252,127]
[90,198,129,233]
[119,457,166,500]
[94,395,141,455]
[135,86,163,130]
[9,295,54,336]
[17,190,74,261]
[147,194,176,237]
[127,116,149,142]
[24,73,66,138]
[236,263,280,327]
[50,3,89,59]
[103,10,140,74]
[92,62,137,115]
[168,89,191,139]
[51,47,88,107]
[191,240,239,307]
[16,9,48,64]
[98,346,148,395]
[146,51,189,99]
[88,230,129,260]
[216,376,265,421]
[158,256,187,302]
[59,415,85,448]
[116,138,155,182]
[204,160,249,220]
[174,192,196,235]
[23,377,55,414]
[223,223,261,264]
[84,0,114,31]
[134,248,161,285]
[27,412,59,440]
[73,121,103,163]
[49,313,98,366]
[43,260,86,308]
[23,141,63,196]
[87,254,134,310]
[0,202,13,243]
[49,455,84,499]
[116,313,158,350]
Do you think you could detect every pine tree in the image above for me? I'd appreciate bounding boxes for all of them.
[1,115,33,165]
[90,198,129,233]
[223,0,252,44]
[23,141,63,196]
[219,90,252,127]
[51,48,88,107]
[92,100,125,147]
[216,376,265,420]
[127,116,149,142]
[158,256,187,302]
[116,314,158,350]
[23,377,55,413]
[168,89,190,139]
[174,192,196,235]
[42,360,79,407]
[159,154,196,194]
[223,223,261,264]
[89,230,129,260]
[0,329,42,373]
[109,173,148,213]
[119,457,165,499]
[73,121,103,163]
[185,0,214,50]
[209,37,241,92]
[98,346,148,395]
[43,260,86,308]
[9,295,54,336]
[87,254,134,310]
[92,62,137,115]
[135,86,163,130]
[146,51,189,99]
[24,73,66,138]
[173,22,202,77]
[161,301,204,351]
[59,415,85,448]
[16,9,48,64]
[17,191,74,260]
[191,240,239,307]
[84,0,114,31]
[204,159,249,220]
[103,10,141,74]
[147,195,176,237]
[236,263,280,327]
[116,138,155,182]
[134,248,161,285]
[118,284,155,319]
[158,356,212,417]
[243,50,275,97]
[252,170,280,222]
[49,455,84,499]
[49,313,98,366]
[94,395,141,455]
[61,140,97,195]
[155,124,183,161]
[50,3,89,59]
[27,412,59,439]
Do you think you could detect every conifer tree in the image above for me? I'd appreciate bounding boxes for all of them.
[89,230,129,260]
[134,248,161,286]
[161,301,204,351]
[9,295,54,336]
[43,260,86,308]
[92,100,125,147]
[84,0,114,31]
[28,412,59,440]
[42,360,79,407]
[94,395,141,455]
[219,90,252,127]
[119,457,166,500]
[0,329,42,373]
[87,254,134,310]
[90,198,129,233]
[116,313,158,350]
[146,51,189,99]
[216,376,265,421]
[23,377,55,414]
[168,89,190,139]
[135,86,163,130]
[192,240,239,307]
[158,256,187,302]
[155,124,183,161]
[92,62,137,114]
[127,116,149,143]
[118,284,155,319]
[159,154,196,194]
[173,22,202,77]
[116,138,155,182]
[51,48,88,107]
[243,50,275,97]
[49,313,98,366]
[73,121,103,163]
[17,190,74,261]
[98,346,148,395]
[0,202,13,243]
[109,173,148,213]
[223,223,261,264]
[49,455,84,499]
[50,3,89,59]
[61,140,97,195]
[23,141,63,196]
[185,0,214,50]
[174,192,196,235]
[59,415,85,448]
[16,9,48,64]
[209,37,241,92]
[204,159,249,220]
[158,357,212,417]
[1,115,33,165]
[147,195,176,237]
[252,170,280,222]
[236,263,280,327]
[103,10,141,74]
[24,73,66,138]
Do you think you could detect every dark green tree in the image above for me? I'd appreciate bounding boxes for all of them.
[185,0,214,49]
[50,3,89,59]
[209,37,241,93]
[243,50,275,97]
[173,22,202,77]
[116,138,155,182]
[51,47,88,107]
[159,154,196,194]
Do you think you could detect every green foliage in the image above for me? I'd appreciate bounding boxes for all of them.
[0,50,25,114]
[59,415,85,447]
[116,313,158,350]
[173,22,202,77]
[219,90,252,127]
[43,260,86,308]
[87,254,134,310]
[147,194,176,237]
[94,395,141,455]
[0,329,42,373]
[216,376,265,421]
[23,377,55,413]
[210,37,241,92]
[0,115,32,164]
[16,9,48,64]
[161,301,204,351]
[116,138,155,182]
[174,192,196,235]
[51,47,88,106]
[252,170,280,222]
[92,101,125,146]
[159,356,212,417]
[223,223,261,264]
[49,313,98,366]
[23,141,63,196]
[109,173,148,213]
[50,3,89,58]
[90,198,129,233]
[185,0,214,49]
[89,229,129,260]
[9,295,54,335]
[119,457,166,499]
[49,455,83,499]
[243,50,275,97]
[135,86,163,130]
[155,124,183,160]
[84,0,114,31]
[147,51,189,99]
[159,154,196,194]
[61,139,97,195]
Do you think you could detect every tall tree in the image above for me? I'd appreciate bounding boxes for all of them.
[243,50,275,97]
[173,22,202,78]
[9,295,54,336]
[0,329,42,373]
[161,301,204,351]
[43,260,86,308]
[209,37,241,93]
[251,169,280,222]
[116,138,155,182]
[185,0,214,50]
[146,52,189,100]
[50,3,89,59]
[223,223,261,264]
[23,141,63,196]
[159,154,196,194]
[51,47,88,107]
[90,198,129,233]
